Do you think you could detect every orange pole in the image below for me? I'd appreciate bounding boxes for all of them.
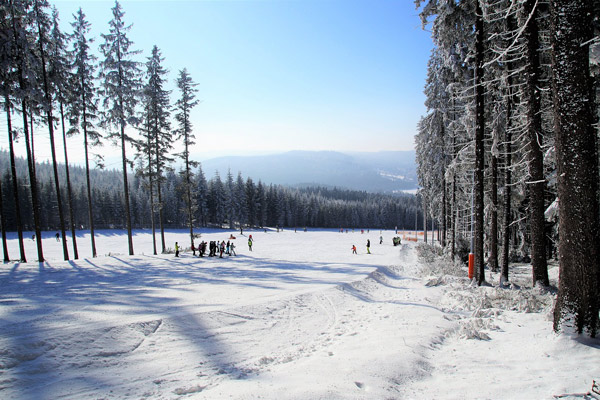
[468,253,474,280]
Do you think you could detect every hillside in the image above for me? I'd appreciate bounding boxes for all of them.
[199,150,417,193]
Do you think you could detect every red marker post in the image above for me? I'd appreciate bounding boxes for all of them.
[468,253,474,280]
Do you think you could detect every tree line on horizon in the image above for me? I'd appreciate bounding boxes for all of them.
[0,150,422,240]
[414,0,599,337]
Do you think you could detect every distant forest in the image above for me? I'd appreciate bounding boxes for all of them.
[0,151,422,232]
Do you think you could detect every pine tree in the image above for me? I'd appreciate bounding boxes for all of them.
[9,0,44,261]
[225,169,235,229]
[50,5,79,259]
[98,0,141,256]
[174,68,199,249]
[32,0,69,260]
[211,173,226,227]
[245,176,256,228]
[143,45,172,253]
[69,7,101,257]
[135,99,157,255]
[0,1,24,261]
[196,164,208,227]
[236,172,248,230]
[256,181,267,228]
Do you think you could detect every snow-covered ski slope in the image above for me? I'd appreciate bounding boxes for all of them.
[0,229,598,399]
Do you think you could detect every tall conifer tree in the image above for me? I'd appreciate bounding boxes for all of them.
[174,68,199,249]
[9,0,44,261]
[99,0,141,255]
[69,8,101,257]
[50,5,79,259]
[32,0,69,260]
[143,45,171,253]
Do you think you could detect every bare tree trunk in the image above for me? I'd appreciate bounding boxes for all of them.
[452,173,456,260]
[22,102,44,262]
[451,100,457,260]
[501,13,518,286]
[524,0,549,287]
[185,131,194,250]
[145,124,157,256]
[423,200,428,243]
[155,136,166,253]
[474,2,486,285]
[120,121,134,255]
[551,0,600,337]
[4,98,25,261]
[501,106,513,286]
[490,153,498,273]
[0,173,9,262]
[150,182,157,255]
[83,130,97,257]
[60,102,78,259]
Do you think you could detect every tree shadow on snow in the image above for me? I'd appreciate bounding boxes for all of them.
[0,252,384,398]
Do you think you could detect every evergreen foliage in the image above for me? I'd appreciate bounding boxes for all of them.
[0,150,421,232]
[69,7,100,257]
[415,0,599,336]
[98,0,142,255]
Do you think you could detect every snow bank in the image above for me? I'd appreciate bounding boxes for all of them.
[403,243,599,400]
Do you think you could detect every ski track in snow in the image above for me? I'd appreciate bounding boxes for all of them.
[0,229,598,399]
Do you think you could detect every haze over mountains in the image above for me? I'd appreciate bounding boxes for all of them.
[199,150,417,194]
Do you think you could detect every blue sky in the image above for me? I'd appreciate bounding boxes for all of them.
[5,0,433,163]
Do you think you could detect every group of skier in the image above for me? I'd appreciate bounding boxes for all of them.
[352,239,371,254]
[352,235,401,254]
[174,235,255,258]
[192,240,236,258]
[176,230,402,258]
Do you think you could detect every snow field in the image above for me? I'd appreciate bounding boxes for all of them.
[0,229,598,399]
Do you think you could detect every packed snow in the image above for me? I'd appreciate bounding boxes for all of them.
[0,228,598,399]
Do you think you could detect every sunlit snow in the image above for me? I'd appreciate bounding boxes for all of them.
[0,229,598,399]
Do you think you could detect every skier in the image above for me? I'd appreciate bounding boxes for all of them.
[55,232,60,242]
[248,237,253,251]
[219,241,225,258]
[230,242,236,256]
[175,242,180,257]
[366,239,371,254]
[352,245,357,254]
[380,235,383,244]
[191,243,197,256]
[226,241,231,255]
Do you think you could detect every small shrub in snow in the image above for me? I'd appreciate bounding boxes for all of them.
[452,318,499,340]
[416,243,443,263]
[416,243,463,278]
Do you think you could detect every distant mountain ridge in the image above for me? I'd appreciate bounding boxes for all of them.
[199,150,417,193]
